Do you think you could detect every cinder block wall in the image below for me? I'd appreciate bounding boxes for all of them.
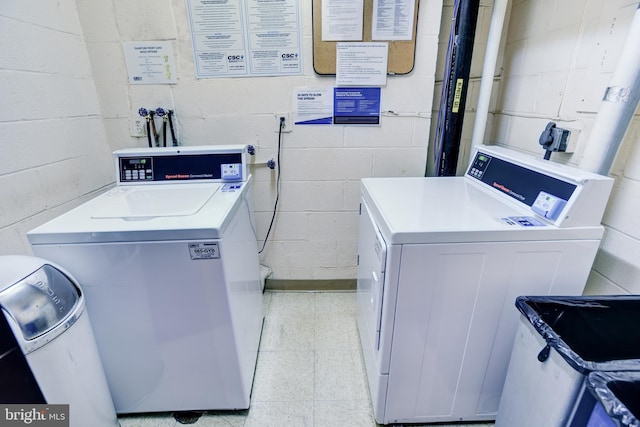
[0,1,114,255]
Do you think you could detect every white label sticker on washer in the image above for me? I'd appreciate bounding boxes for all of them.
[501,216,546,227]
[189,242,220,259]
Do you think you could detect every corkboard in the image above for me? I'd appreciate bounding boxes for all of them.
[312,0,420,76]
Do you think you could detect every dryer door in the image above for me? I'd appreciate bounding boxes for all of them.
[357,200,387,350]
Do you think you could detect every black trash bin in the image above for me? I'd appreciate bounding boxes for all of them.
[496,296,640,427]
[568,371,640,427]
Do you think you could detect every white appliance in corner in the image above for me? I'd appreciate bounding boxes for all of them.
[28,145,264,414]
[357,145,614,424]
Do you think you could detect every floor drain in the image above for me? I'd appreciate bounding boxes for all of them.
[173,411,204,424]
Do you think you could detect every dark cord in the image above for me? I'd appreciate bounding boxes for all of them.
[258,117,285,254]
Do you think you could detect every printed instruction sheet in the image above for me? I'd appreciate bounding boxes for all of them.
[186,0,303,78]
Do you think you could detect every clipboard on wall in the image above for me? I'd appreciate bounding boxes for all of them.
[312,0,420,76]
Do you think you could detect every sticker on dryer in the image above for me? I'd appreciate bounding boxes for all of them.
[501,216,546,227]
[221,183,243,192]
[189,242,220,259]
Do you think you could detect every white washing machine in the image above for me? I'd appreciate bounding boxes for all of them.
[357,145,614,425]
[27,145,264,414]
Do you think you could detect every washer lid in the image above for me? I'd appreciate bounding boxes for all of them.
[27,181,249,244]
[90,185,220,219]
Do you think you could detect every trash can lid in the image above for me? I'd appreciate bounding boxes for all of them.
[0,255,81,344]
[515,296,640,374]
[0,255,53,293]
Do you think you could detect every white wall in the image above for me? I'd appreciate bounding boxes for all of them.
[486,0,640,294]
[76,0,444,280]
[0,1,114,255]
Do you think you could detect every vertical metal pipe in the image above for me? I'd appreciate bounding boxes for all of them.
[470,0,510,155]
[579,4,640,175]
[434,0,481,176]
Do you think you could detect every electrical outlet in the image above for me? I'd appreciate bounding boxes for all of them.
[564,128,581,153]
[130,117,146,137]
[274,113,293,133]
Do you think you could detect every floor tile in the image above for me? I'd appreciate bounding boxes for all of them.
[244,401,313,427]
[191,410,246,426]
[117,413,176,427]
[315,350,369,401]
[251,350,315,402]
[315,312,360,351]
[314,292,357,315]
[314,400,376,426]
[268,292,315,318]
[260,311,314,351]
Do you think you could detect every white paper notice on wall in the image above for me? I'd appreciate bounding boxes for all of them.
[122,41,177,85]
[371,0,415,41]
[321,0,364,41]
[293,87,333,125]
[336,42,388,86]
[185,0,303,78]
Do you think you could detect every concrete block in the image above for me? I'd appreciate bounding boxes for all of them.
[372,147,428,177]
[593,228,640,293]
[306,148,373,181]
[76,0,119,42]
[0,0,83,34]
[87,42,128,83]
[254,211,309,242]
[113,0,177,40]
[308,212,358,241]
[280,181,344,212]
[521,25,579,74]
[534,70,569,115]
[620,122,640,181]
[343,181,361,211]
[0,171,42,227]
[498,74,539,113]
[0,20,91,76]
[344,121,414,148]
[602,178,640,238]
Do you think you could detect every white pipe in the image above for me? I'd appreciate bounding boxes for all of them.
[580,4,640,175]
[469,0,510,154]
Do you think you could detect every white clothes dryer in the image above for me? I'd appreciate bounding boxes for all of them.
[357,145,614,424]
[28,145,263,414]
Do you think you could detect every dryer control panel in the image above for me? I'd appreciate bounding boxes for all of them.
[114,145,248,184]
[466,146,614,227]
[467,150,577,218]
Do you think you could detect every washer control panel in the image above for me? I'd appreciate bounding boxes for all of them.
[116,147,246,184]
[120,157,154,182]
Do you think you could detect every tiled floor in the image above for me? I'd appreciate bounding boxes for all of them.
[117,291,495,427]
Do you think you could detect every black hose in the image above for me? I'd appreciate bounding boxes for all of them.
[162,117,167,147]
[434,0,481,176]
[149,111,159,146]
[258,117,284,254]
[146,119,152,148]
[168,110,178,146]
